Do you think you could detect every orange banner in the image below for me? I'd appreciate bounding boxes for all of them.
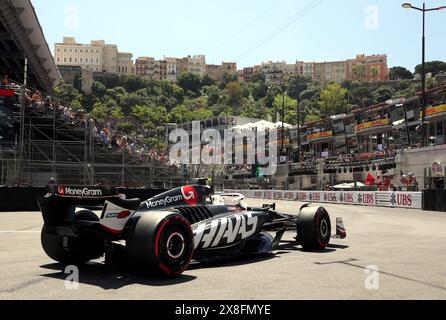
[356,119,389,132]
[306,131,333,141]
[426,104,446,117]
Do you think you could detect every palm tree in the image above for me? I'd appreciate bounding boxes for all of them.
[371,66,379,81]
[352,64,366,81]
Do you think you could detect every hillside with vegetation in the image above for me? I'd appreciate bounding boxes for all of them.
[53,62,446,151]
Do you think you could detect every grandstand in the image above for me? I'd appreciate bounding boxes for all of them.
[0,1,183,188]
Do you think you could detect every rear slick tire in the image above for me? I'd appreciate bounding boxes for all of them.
[127,212,193,277]
[296,206,331,250]
[41,210,103,265]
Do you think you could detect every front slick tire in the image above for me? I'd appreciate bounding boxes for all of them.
[296,206,331,251]
[127,212,193,277]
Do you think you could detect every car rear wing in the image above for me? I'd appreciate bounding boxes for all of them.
[38,186,124,227]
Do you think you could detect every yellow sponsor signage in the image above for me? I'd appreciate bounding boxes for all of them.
[355,119,389,132]
[426,104,446,117]
[306,131,333,141]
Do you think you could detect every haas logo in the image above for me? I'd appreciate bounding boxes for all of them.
[58,186,65,195]
[182,186,198,206]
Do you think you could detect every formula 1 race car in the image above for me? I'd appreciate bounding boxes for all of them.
[38,185,347,277]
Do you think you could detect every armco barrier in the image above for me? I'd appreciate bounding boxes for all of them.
[422,189,446,212]
[0,187,166,212]
[224,189,422,210]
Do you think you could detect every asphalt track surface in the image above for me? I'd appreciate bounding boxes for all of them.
[1,199,446,300]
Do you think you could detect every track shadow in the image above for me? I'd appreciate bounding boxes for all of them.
[40,262,196,290]
[190,240,340,271]
[327,244,350,250]
[276,241,338,253]
[189,252,279,270]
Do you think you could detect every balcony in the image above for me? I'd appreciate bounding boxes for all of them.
[355,118,391,135]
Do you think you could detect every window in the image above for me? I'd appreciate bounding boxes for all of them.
[57,58,60,62]
[69,58,72,63]
[64,58,66,62]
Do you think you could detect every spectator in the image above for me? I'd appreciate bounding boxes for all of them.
[46,177,57,193]
[2,75,10,86]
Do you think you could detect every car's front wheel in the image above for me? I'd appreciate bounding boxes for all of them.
[296,206,331,250]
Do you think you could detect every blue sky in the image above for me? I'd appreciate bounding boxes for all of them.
[32,0,446,71]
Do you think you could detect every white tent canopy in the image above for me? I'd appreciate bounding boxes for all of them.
[333,182,366,189]
[274,122,293,129]
[232,120,291,133]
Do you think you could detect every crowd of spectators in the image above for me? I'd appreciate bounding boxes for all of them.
[89,119,170,165]
[1,75,172,166]
[225,165,253,176]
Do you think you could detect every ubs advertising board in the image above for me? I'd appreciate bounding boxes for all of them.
[225,190,422,210]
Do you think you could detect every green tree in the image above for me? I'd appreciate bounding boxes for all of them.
[168,105,193,123]
[191,108,213,121]
[389,66,413,80]
[249,81,268,101]
[240,98,269,119]
[226,81,244,107]
[319,82,348,116]
[177,72,201,96]
[286,75,310,100]
[204,85,221,106]
[53,82,83,105]
[272,94,298,124]
[415,61,446,76]
[352,64,367,81]
[370,66,379,81]
[90,102,109,120]
[305,112,321,123]
[201,74,216,87]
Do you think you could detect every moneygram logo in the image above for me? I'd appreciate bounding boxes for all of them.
[58,186,103,197]
[145,194,184,208]
[182,186,198,206]
[58,186,65,195]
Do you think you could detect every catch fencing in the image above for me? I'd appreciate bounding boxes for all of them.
[223,189,422,210]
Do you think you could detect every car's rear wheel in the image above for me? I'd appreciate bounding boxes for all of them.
[41,210,104,265]
[126,212,193,277]
[296,206,331,250]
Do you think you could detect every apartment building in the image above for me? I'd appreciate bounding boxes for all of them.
[346,54,389,82]
[54,37,133,75]
[176,57,189,76]
[118,52,133,75]
[54,37,103,72]
[283,64,297,78]
[134,57,155,76]
[154,59,168,80]
[188,55,206,76]
[261,61,287,85]
[241,67,255,82]
[165,57,178,82]
[287,54,388,83]
[204,62,237,80]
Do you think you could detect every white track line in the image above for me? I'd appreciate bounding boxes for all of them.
[0,231,40,234]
